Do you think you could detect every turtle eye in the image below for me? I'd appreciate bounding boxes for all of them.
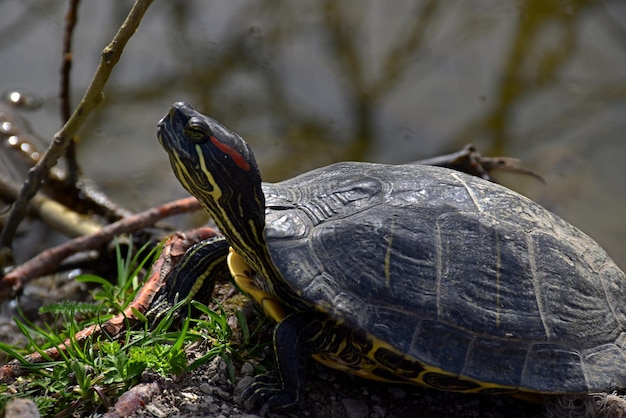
[185,127,205,142]
[185,117,210,142]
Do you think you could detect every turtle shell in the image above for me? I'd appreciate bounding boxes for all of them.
[261,161,626,394]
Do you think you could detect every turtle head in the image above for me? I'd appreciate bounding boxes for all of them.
[158,102,266,263]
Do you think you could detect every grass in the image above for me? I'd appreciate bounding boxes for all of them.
[0,237,257,417]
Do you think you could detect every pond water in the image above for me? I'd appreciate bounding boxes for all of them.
[1,0,625,268]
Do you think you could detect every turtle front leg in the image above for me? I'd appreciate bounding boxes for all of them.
[146,236,230,328]
[243,311,330,415]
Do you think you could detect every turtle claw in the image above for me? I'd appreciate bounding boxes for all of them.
[242,373,298,416]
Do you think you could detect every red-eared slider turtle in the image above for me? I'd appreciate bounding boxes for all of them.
[157,101,626,414]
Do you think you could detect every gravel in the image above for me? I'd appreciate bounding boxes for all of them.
[127,353,545,418]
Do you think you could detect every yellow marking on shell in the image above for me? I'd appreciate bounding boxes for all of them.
[495,229,501,327]
[452,172,482,212]
[527,233,552,339]
[434,219,444,319]
[227,248,286,323]
[384,217,396,288]
[311,330,526,395]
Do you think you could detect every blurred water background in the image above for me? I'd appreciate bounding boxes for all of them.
[1,0,624,268]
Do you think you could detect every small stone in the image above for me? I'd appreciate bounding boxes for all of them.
[218,360,228,374]
[372,404,386,418]
[180,391,198,400]
[206,403,221,414]
[180,401,198,412]
[145,404,167,417]
[240,361,255,376]
[141,369,162,382]
[317,370,331,381]
[213,386,231,398]
[207,356,220,370]
[4,398,40,418]
[341,397,369,418]
[198,382,213,394]
[208,373,222,384]
[228,315,239,330]
[307,390,321,401]
[387,386,406,399]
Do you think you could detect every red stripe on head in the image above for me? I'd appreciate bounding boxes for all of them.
[210,136,251,171]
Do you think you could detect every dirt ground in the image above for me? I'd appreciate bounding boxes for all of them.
[128,352,545,418]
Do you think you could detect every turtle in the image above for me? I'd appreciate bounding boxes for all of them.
[156,101,626,414]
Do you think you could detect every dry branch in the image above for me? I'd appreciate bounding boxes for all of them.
[0,197,201,300]
[0,0,155,264]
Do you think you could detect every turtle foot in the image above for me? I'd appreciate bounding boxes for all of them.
[242,373,298,416]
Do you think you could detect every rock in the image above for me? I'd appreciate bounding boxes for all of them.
[341,397,369,418]
[371,404,386,418]
[144,404,167,417]
[387,387,406,400]
[4,398,40,418]
[240,362,255,376]
[198,382,214,394]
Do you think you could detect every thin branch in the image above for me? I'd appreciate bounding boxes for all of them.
[61,0,80,123]
[0,196,201,300]
[0,0,155,265]
[61,0,81,184]
[0,173,103,237]
[0,112,133,220]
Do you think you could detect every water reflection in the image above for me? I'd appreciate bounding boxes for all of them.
[0,0,624,265]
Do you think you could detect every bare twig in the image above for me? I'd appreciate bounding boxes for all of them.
[0,0,155,265]
[0,196,201,300]
[0,173,103,237]
[61,0,80,123]
[0,110,133,220]
[61,0,81,184]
